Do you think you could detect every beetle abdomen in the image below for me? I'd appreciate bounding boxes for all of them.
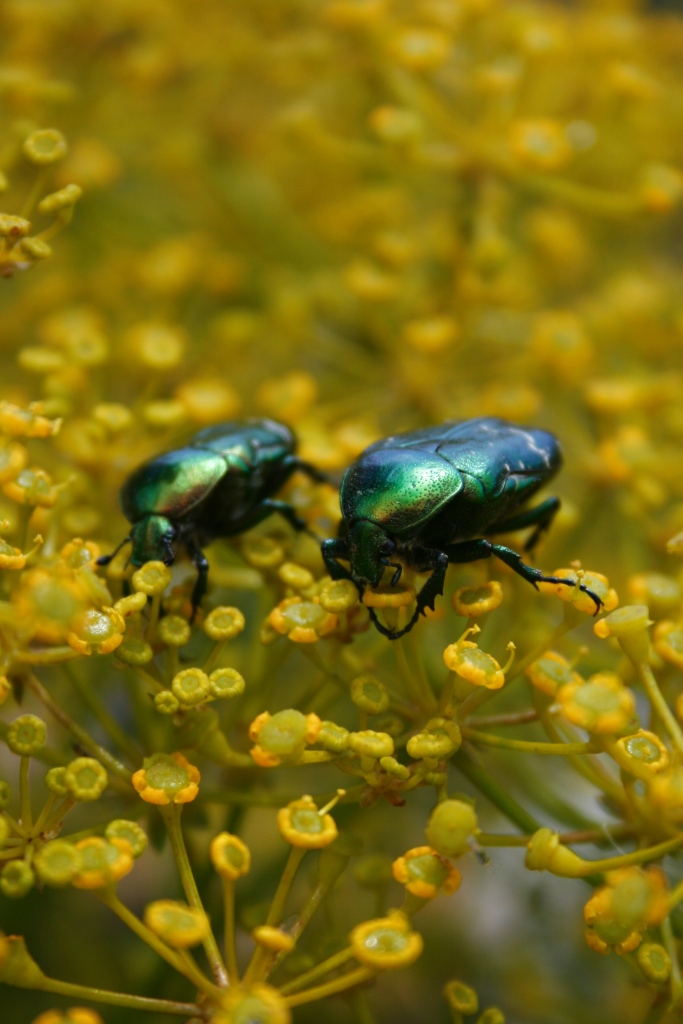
[121,448,226,522]
[341,448,463,535]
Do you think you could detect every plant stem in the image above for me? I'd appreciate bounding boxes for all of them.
[22,671,131,783]
[637,662,683,760]
[285,966,375,1006]
[463,728,595,755]
[454,747,540,834]
[161,804,229,987]
[223,878,239,983]
[34,976,199,1016]
[19,756,32,831]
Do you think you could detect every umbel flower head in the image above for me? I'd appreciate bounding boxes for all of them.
[443,626,515,690]
[132,752,200,805]
[350,911,424,970]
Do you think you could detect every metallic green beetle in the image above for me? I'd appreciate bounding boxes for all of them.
[322,417,602,639]
[98,419,325,612]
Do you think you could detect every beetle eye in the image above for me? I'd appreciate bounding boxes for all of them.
[380,539,395,556]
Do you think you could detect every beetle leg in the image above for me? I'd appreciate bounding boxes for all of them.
[445,538,603,614]
[381,559,403,587]
[258,498,309,534]
[96,535,132,567]
[369,550,449,640]
[485,497,561,553]
[186,537,209,622]
[287,456,331,485]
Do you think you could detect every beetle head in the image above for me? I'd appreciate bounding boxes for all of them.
[348,520,394,588]
[130,515,177,567]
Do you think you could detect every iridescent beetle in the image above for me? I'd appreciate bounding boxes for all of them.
[98,419,325,612]
[321,417,602,638]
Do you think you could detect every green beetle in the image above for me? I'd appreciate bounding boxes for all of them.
[322,417,602,638]
[98,419,325,612]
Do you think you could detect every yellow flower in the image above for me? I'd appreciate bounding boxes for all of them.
[584,867,668,957]
[538,569,618,616]
[350,912,423,970]
[392,846,461,899]
[3,467,60,507]
[66,606,126,656]
[608,731,669,780]
[144,900,209,949]
[443,627,515,690]
[0,441,27,484]
[252,925,296,954]
[31,1010,104,1024]
[362,584,415,609]
[218,984,291,1024]
[557,672,636,735]
[653,621,683,669]
[249,710,322,767]
[132,752,200,805]
[203,605,246,640]
[210,832,251,880]
[525,651,583,698]
[277,795,338,849]
[175,377,240,424]
[510,119,571,171]
[451,581,503,618]
[268,596,337,643]
[0,401,60,438]
[59,538,100,570]
[132,561,173,596]
[72,836,134,889]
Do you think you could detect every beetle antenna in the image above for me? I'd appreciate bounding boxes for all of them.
[96,536,132,567]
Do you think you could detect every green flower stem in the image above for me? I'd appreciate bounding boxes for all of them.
[132,663,165,691]
[538,710,625,805]
[19,166,50,219]
[31,975,200,1016]
[279,946,356,996]
[96,888,221,1000]
[405,629,438,713]
[297,750,337,764]
[165,645,179,684]
[0,810,26,837]
[285,965,375,1007]
[477,833,533,847]
[395,636,436,712]
[661,916,682,1004]
[223,877,239,984]
[462,728,595,755]
[161,804,229,988]
[42,797,75,833]
[145,592,162,644]
[667,878,683,915]
[453,747,540,834]
[12,646,80,665]
[31,792,57,836]
[203,637,228,674]
[63,663,140,764]
[469,709,539,728]
[570,834,683,877]
[478,824,637,849]
[242,846,308,986]
[19,756,32,832]
[23,671,132,783]
[636,662,683,760]
[266,846,307,929]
